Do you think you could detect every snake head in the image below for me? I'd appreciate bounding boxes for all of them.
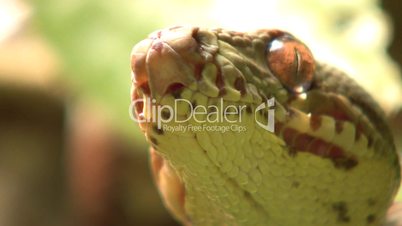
[131,26,317,121]
[130,26,401,226]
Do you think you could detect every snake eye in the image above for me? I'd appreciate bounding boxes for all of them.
[266,33,315,93]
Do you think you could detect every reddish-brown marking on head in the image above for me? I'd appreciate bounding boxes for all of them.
[279,125,358,170]
[355,122,365,141]
[283,128,298,145]
[218,88,227,96]
[335,120,344,134]
[274,122,284,135]
[215,64,225,94]
[310,114,322,131]
[310,139,330,156]
[307,94,354,122]
[294,133,315,148]
[328,146,344,159]
[326,109,351,121]
[234,77,247,95]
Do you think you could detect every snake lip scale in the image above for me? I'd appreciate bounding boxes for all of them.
[130,26,401,226]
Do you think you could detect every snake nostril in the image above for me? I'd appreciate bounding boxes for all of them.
[166,83,185,98]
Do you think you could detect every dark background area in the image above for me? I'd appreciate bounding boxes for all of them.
[383,1,402,72]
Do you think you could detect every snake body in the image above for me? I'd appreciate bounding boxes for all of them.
[130,26,401,226]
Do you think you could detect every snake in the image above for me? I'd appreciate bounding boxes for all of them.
[130,26,401,226]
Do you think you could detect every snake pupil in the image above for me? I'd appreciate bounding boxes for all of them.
[266,34,315,93]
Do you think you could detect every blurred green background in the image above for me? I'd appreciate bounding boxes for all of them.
[0,0,401,226]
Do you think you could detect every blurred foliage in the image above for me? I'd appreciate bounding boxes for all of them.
[30,0,214,148]
[30,0,166,147]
